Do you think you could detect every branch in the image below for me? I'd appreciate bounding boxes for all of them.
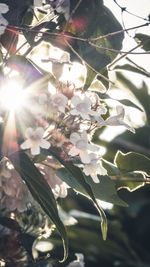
[63,37,115,85]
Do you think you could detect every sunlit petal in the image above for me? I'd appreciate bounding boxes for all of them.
[31,146,40,155]
[20,140,32,150]
[35,127,45,137]
[70,132,80,144]
[39,139,51,149]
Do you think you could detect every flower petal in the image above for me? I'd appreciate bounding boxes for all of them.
[39,139,51,149]
[35,127,44,137]
[70,109,79,116]
[0,4,9,14]
[80,151,90,164]
[31,146,40,155]
[25,128,34,138]
[91,174,99,183]
[71,95,81,106]
[116,105,125,120]
[70,132,80,144]
[68,146,79,157]
[20,140,32,150]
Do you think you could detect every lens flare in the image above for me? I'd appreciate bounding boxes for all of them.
[0,79,27,111]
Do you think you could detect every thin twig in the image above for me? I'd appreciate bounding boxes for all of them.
[113,0,149,22]
[7,22,150,43]
[112,137,150,158]
[126,57,150,77]
[88,41,150,55]
[90,22,150,41]
[108,43,142,70]
[63,0,83,32]
[63,37,115,85]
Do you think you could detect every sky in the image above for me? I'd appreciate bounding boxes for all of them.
[104,0,150,71]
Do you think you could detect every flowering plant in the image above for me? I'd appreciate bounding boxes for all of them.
[0,0,150,266]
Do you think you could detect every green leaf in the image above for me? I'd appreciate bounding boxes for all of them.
[33,153,47,163]
[1,0,32,26]
[115,151,150,175]
[83,67,96,91]
[0,217,21,232]
[115,172,145,192]
[116,72,150,123]
[102,159,144,192]
[102,159,121,176]
[116,99,143,112]
[135,33,150,51]
[114,63,150,78]
[74,2,124,89]
[49,147,108,240]
[47,0,124,89]
[95,91,143,112]
[97,68,110,91]
[57,168,127,207]
[8,151,68,262]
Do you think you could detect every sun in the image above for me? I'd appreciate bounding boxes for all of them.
[0,79,27,111]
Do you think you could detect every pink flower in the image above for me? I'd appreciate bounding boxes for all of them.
[70,95,99,120]
[21,127,50,155]
[69,131,99,164]
[83,153,107,183]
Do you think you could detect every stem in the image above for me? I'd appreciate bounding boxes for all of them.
[64,38,115,85]
[7,22,150,43]
[113,0,149,22]
[126,57,150,77]
[112,137,150,158]
[108,43,142,69]
[89,41,150,55]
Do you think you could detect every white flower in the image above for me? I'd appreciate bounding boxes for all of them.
[32,240,53,260]
[94,103,107,124]
[50,93,68,113]
[54,182,68,198]
[20,127,50,155]
[69,131,99,164]
[70,95,99,120]
[0,3,9,14]
[67,253,85,267]
[96,106,135,132]
[0,4,9,35]
[51,0,70,21]
[42,53,71,80]
[83,153,107,183]
[38,161,69,199]
[105,106,135,133]
[34,0,43,6]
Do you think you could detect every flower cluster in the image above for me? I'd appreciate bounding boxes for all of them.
[37,156,69,199]
[0,3,9,35]
[0,158,33,212]
[34,0,70,20]
[19,75,135,185]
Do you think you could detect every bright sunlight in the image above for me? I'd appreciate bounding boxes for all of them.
[0,79,27,111]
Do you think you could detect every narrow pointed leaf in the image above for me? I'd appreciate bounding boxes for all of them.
[115,63,150,78]
[57,168,127,207]
[49,147,107,240]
